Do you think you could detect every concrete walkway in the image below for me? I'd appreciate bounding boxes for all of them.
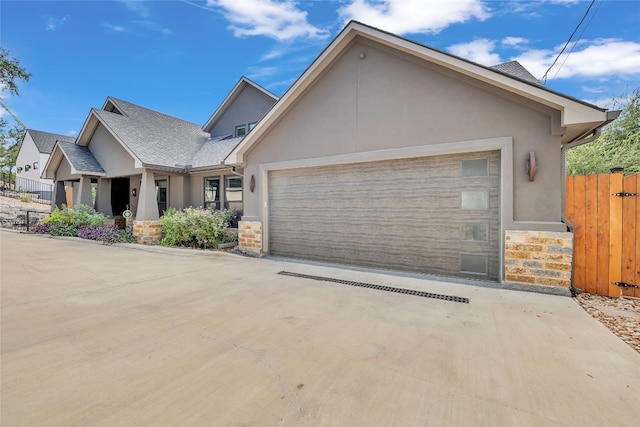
[1,230,639,426]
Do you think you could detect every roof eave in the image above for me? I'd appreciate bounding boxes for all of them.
[225,21,611,166]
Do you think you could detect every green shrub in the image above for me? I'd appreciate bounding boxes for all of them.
[42,204,105,237]
[221,229,238,244]
[20,192,33,203]
[159,207,233,249]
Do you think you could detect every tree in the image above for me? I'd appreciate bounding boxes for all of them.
[0,118,25,168]
[0,47,31,96]
[566,89,640,176]
[0,47,31,170]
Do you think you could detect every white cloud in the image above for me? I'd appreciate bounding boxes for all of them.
[447,39,501,65]
[338,0,490,35]
[121,0,150,18]
[67,130,78,137]
[514,39,640,81]
[502,36,527,48]
[246,66,279,80]
[46,16,68,31]
[207,0,329,41]
[104,23,128,33]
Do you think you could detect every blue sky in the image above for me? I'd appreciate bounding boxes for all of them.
[1,0,639,137]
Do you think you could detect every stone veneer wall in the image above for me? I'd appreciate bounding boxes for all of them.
[133,220,162,245]
[238,221,263,254]
[504,230,573,295]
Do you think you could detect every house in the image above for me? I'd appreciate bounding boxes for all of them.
[42,77,278,242]
[15,129,75,184]
[225,21,619,295]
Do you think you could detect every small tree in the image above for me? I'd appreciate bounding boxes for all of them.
[0,48,31,170]
[566,89,640,176]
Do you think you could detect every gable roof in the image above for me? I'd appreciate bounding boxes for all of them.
[225,21,616,166]
[57,141,105,174]
[202,76,279,133]
[76,97,214,170]
[41,141,105,179]
[26,129,76,154]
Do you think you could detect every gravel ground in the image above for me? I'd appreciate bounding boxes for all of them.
[575,294,640,354]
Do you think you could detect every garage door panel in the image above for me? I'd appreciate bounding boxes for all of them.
[269,150,500,280]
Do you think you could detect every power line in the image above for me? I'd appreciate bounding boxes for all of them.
[542,0,596,84]
[0,100,27,129]
[551,0,603,81]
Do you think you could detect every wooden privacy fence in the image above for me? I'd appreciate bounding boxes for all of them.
[565,169,639,298]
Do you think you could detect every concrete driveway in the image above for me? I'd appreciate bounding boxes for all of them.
[1,230,639,426]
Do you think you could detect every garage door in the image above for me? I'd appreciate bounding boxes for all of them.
[268,150,500,280]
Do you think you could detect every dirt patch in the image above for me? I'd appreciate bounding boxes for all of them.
[575,293,640,354]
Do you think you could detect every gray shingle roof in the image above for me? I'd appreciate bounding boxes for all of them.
[490,61,541,86]
[94,98,217,169]
[58,141,105,174]
[27,129,76,154]
[190,135,242,169]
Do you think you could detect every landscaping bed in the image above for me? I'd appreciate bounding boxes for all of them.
[575,293,640,353]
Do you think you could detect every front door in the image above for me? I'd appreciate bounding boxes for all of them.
[111,178,130,216]
[156,179,167,215]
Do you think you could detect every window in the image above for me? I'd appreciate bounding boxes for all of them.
[235,125,246,138]
[248,122,257,131]
[204,177,220,209]
[24,164,31,171]
[461,158,488,177]
[33,162,39,170]
[155,179,167,215]
[463,223,489,241]
[461,191,489,210]
[460,254,488,275]
[225,176,242,211]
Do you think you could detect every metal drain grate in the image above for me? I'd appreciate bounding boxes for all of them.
[278,271,469,304]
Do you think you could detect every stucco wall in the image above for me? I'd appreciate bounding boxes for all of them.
[87,124,138,177]
[15,134,51,184]
[243,39,564,227]
[55,157,75,182]
[208,85,276,137]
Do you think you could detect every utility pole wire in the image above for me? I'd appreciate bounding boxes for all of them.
[552,0,603,81]
[0,100,27,129]
[542,0,596,84]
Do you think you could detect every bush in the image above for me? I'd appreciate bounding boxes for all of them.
[42,204,105,237]
[32,223,51,234]
[159,207,233,248]
[77,225,136,244]
[221,229,238,244]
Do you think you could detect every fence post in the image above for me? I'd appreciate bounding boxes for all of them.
[608,167,624,297]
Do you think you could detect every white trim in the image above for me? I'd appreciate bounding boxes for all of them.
[258,136,513,282]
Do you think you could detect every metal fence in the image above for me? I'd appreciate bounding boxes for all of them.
[1,170,53,205]
[9,210,50,231]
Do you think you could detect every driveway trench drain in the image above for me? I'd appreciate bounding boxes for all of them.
[277,271,469,304]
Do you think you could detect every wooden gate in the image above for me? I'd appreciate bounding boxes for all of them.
[565,169,639,297]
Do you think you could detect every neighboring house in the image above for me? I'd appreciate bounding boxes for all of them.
[15,129,75,184]
[225,21,619,295]
[42,77,278,241]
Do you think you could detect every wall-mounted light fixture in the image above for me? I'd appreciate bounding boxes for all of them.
[359,52,367,60]
[249,175,256,192]
[33,162,38,170]
[131,188,137,197]
[526,151,536,182]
